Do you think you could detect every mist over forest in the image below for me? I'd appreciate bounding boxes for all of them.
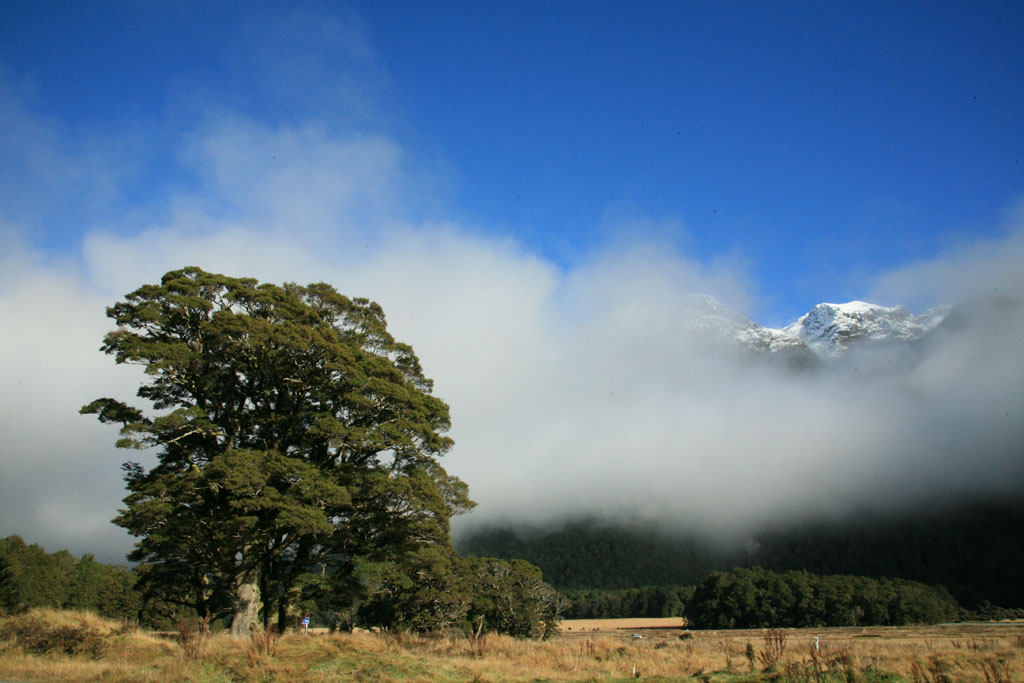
[449,227,1024,544]
[458,493,1024,611]
[454,232,1024,613]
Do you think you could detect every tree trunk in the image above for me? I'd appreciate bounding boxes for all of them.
[260,567,272,630]
[275,536,312,633]
[231,566,261,637]
[277,591,290,632]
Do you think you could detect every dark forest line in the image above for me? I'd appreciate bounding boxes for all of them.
[0,535,568,637]
[457,494,1024,612]
[0,534,979,631]
[5,527,1017,631]
[0,535,140,622]
[5,495,1022,629]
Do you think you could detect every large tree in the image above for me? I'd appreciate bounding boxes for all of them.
[83,267,472,634]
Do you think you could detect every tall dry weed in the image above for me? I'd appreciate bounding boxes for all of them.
[243,624,279,667]
[978,656,1013,683]
[803,642,857,682]
[757,628,787,671]
[467,631,487,657]
[911,652,953,683]
[175,616,209,662]
[4,609,1023,682]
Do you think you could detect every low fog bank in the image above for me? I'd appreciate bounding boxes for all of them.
[452,231,1024,541]
[4,223,1023,564]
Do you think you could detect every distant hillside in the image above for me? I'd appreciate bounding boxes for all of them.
[457,496,1024,609]
[751,497,1024,609]
[456,518,729,590]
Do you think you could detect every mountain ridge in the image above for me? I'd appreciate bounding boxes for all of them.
[687,295,950,365]
[782,300,947,357]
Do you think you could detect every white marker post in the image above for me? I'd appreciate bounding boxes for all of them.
[302,616,310,635]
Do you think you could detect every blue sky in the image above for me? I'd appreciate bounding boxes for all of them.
[2,2,1023,560]
[4,1,1022,323]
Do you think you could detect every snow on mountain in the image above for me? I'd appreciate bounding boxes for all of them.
[674,296,946,366]
[676,295,819,368]
[783,301,946,358]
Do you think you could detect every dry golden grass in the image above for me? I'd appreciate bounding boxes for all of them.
[1,609,1023,681]
[8,606,124,634]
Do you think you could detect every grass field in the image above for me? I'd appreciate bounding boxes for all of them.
[1,609,1022,681]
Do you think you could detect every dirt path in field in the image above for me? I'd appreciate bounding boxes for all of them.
[560,617,687,633]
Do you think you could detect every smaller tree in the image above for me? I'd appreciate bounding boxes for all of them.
[0,554,16,612]
[357,545,469,632]
[0,536,75,610]
[93,565,142,622]
[67,554,105,612]
[463,557,566,639]
[0,536,142,619]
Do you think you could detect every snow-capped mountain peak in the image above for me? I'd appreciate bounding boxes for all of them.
[784,300,944,357]
[671,295,819,368]
[669,294,946,368]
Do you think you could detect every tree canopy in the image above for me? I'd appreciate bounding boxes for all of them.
[83,267,474,634]
[686,567,959,629]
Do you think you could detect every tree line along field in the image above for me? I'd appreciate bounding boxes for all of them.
[1,607,1023,682]
[0,534,564,638]
[0,536,976,634]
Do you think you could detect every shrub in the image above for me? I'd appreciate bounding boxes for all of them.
[176,616,209,661]
[0,616,108,658]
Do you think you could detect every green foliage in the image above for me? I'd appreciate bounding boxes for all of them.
[348,551,568,639]
[0,535,140,621]
[0,536,73,610]
[562,585,693,619]
[83,268,472,632]
[356,545,469,633]
[753,497,1024,609]
[462,557,567,639]
[967,602,1024,621]
[0,554,15,612]
[687,567,960,629]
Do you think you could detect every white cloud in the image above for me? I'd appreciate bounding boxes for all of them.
[0,238,149,560]
[869,203,1024,311]
[182,116,405,227]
